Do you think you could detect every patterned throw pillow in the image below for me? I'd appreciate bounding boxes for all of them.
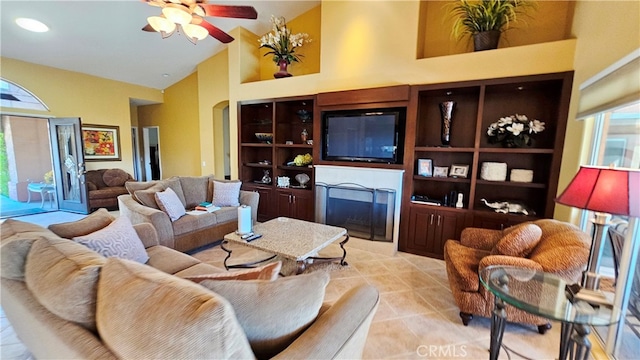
[184,261,282,282]
[155,187,186,221]
[199,271,329,359]
[491,223,542,258]
[73,216,149,264]
[211,180,241,207]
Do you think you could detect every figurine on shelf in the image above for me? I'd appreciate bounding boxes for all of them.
[480,198,535,216]
[261,170,271,184]
[301,128,308,143]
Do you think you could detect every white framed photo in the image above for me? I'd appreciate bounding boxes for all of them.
[433,166,449,178]
[450,164,469,178]
[417,159,433,177]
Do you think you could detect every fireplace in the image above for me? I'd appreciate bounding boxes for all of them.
[316,183,395,242]
[314,165,404,251]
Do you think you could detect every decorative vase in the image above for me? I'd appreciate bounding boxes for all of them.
[439,101,456,146]
[473,30,501,51]
[273,59,292,78]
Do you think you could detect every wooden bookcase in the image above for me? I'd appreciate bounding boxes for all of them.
[238,96,316,222]
[399,71,574,259]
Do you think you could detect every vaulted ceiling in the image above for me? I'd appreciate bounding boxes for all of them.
[0,0,319,90]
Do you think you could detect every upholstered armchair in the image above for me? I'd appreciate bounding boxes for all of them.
[444,219,591,333]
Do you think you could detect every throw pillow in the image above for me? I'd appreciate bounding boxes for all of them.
[211,180,241,207]
[133,183,164,209]
[155,187,186,221]
[73,216,149,264]
[97,258,254,359]
[199,270,330,359]
[102,169,130,187]
[48,208,115,238]
[491,223,543,258]
[185,261,282,282]
[25,237,106,330]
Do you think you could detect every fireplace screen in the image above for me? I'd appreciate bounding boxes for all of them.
[315,183,395,242]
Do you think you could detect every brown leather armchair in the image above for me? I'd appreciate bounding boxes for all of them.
[444,219,591,333]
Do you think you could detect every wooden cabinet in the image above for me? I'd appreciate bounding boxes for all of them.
[238,96,316,222]
[404,206,467,259]
[400,72,574,258]
[276,189,314,221]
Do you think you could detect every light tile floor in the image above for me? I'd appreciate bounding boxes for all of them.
[1,212,577,359]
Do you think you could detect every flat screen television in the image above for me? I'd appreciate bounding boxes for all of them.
[321,107,405,164]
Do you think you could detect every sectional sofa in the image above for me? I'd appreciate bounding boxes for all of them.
[0,210,380,359]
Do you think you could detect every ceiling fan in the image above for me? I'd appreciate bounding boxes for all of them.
[142,0,257,44]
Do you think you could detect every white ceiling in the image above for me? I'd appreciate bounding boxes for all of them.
[0,0,319,90]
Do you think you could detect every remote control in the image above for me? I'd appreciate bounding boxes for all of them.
[245,234,262,242]
[240,232,254,239]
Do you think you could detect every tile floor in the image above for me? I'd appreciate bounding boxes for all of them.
[1,212,574,359]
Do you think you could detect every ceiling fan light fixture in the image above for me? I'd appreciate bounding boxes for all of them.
[162,5,192,25]
[183,23,208,42]
[147,16,176,38]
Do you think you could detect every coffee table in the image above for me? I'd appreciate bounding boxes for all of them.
[222,217,349,274]
[480,266,620,360]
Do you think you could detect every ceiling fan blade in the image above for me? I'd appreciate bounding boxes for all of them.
[142,24,157,32]
[200,4,257,19]
[193,18,235,43]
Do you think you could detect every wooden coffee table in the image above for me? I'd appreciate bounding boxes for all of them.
[222,217,349,274]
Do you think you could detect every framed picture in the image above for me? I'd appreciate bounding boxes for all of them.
[82,124,121,161]
[434,166,449,178]
[450,164,469,178]
[417,159,433,177]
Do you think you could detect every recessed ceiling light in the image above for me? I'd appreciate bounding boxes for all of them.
[15,18,49,33]
[162,74,170,78]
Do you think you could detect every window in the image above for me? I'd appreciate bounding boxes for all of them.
[0,78,48,111]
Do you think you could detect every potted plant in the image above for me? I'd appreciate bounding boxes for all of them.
[450,0,536,51]
[258,15,311,78]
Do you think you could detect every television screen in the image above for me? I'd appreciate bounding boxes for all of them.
[322,108,405,164]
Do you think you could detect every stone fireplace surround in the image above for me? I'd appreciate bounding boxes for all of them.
[314,165,404,255]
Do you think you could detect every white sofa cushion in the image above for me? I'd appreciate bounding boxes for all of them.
[73,216,149,264]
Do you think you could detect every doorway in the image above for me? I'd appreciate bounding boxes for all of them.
[142,126,161,181]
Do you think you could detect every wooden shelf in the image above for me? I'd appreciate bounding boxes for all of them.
[274,144,313,149]
[240,143,273,147]
[414,146,475,152]
[400,71,574,259]
[475,180,546,189]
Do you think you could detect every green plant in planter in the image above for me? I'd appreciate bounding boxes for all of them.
[449,0,536,51]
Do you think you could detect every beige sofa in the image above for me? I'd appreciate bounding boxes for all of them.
[118,175,259,252]
[0,211,380,359]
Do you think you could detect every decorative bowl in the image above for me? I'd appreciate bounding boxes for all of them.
[255,132,273,143]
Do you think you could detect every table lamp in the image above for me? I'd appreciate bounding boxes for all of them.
[555,165,640,290]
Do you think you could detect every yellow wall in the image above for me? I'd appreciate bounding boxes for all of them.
[137,72,200,178]
[258,6,322,80]
[555,0,640,223]
[197,49,230,178]
[0,57,162,174]
[419,1,575,58]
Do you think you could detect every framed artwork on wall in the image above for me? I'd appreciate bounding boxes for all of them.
[82,124,121,161]
[418,159,433,177]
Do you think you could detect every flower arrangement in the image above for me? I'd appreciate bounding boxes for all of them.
[258,15,311,65]
[486,114,545,147]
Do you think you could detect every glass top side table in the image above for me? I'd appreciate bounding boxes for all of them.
[479,265,620,360]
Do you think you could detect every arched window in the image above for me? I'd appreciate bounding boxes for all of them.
[0,78,48,111]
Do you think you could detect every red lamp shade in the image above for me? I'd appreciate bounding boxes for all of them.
[555,166,640,217]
